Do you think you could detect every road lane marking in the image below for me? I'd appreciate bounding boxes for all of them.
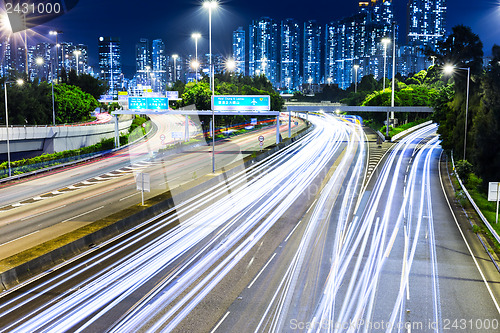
[21,205,67,221]
[439,153,500,315]
[1,230,40,246]
[210,311,230,333]
[306,199,317,214]
[385,226,399,258]
[119,193,140,201]
[248,253,277,289]
[285,221,302,242]
[62,206,104,223]
[159,175,181,186]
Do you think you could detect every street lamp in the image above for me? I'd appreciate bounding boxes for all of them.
[192,33,201,82]
[381,38,390,91]
[226,58,236,72]
[4,79,24,177]
[172,54,179,83]
[35,58,56,126]
[203,0,218,173]
[445,64,471,160]
[191,60,200,79]
[353,65,359,93]
[73,50,81,76]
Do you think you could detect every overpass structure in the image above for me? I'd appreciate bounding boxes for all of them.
[0,118,133,160]
[286,104,433,113]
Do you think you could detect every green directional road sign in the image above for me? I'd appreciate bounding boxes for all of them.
[128,97,148,110]
[128,97,169,110]
[212,95,270,111]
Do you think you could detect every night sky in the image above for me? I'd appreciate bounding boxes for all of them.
[8,0,500,76]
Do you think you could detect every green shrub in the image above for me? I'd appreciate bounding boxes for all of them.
[455,160,473,181]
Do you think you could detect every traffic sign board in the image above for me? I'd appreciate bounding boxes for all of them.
[128,97,169,110]
[212,95,270,111]
[258,136,265,142]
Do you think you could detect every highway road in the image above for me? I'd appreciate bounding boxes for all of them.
[0,114,303,259]
[201,124,500,332]
[0,114,356,332]
[1,116,498,332]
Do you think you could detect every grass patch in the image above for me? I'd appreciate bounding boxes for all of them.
[380,117,431,139]
[467,187,500,236]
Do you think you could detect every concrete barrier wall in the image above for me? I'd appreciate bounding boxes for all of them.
[0,125,313,290]
[0,119,132,156]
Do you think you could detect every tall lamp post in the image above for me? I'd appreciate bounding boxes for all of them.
[381,38,391,137]
[390,22,397,121]
[36,58,56,126]
[191,33,201,82]
[353,64,359,93]
[445,64,471,160]
[172,54,179,83]
[203,0,218,173]
[3,79,24,177]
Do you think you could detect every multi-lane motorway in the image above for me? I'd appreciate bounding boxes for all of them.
[0,113,498,332]
[0,114,302,260]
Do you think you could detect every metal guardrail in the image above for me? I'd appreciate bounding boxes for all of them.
[451,152,500,244]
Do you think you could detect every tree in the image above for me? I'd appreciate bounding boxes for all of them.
[427,25,484,159]
[54,84,99,124]
[470,45,500,184]
[67,70,108,100]
[430,25,484,76]
[0,78,52,125]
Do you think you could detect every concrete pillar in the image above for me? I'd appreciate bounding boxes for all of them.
[185,114,189,142]
[288,110,292,138]
[113,115,120,148]
[276,115,280,144]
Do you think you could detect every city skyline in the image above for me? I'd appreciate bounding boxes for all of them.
[0,0,497,76]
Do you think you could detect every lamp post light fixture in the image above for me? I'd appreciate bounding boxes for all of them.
[191,60,200,80]
[73,50,81,75]
[353,64,359,93]
[445,64,471,160]
[4,79,24,177]
[191,33,201,82]
[226,58,236,72]
[203,0,218,173]
[35,57,56,126]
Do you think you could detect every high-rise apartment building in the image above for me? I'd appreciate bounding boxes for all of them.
[249,17,279,86]
[280,19,300,90]
[98,37,122,97]
[303,20,322,86]
[232,27,246,75]
[325,0,395,89]
[136,38,151,86]
[152,39,167,94]
[407,0,447,50]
